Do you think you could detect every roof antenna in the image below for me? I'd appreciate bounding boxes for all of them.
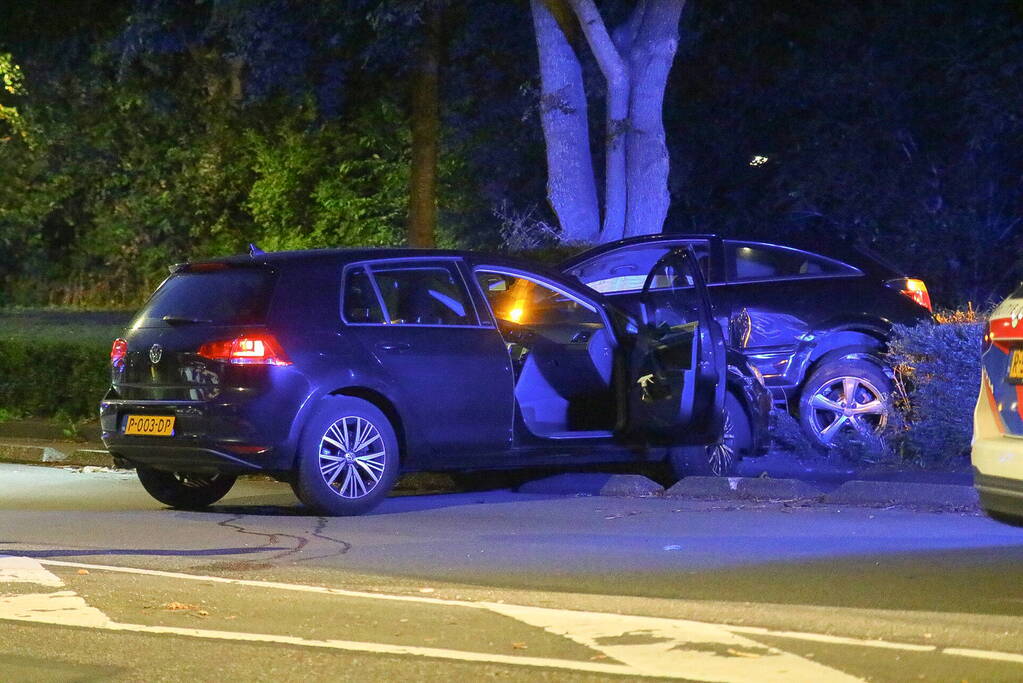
[248,243,265,258]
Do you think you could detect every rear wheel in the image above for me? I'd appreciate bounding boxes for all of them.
[668,392,750,478]
[293,397,400,516]
[799,358,892,448]
[136,467,236,509]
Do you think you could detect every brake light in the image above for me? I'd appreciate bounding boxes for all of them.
[110,338,128,368]
[197,333,291,365]
[888,278,932,312]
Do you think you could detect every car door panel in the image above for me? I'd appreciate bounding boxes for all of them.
[340,260,515,460]
[626,247,726,444]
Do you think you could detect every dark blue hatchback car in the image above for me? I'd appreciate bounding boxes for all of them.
[101,247,770,515]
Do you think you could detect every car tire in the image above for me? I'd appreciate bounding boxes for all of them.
[136,467,237,509]
[293,397,400,516]
[668,392,750,478]
[799,357,892,448]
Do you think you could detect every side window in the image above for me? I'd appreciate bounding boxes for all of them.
[475,271,603,326]
[726,241,860,282]
[342,267,385,323]
[569,242,710,294]
[373,266,476,326]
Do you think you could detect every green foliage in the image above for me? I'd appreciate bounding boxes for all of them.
[0,309,130,420]
[0,53,28,140]
[247,101,408,251]
[886,317,984,464]
[0,338,110,421]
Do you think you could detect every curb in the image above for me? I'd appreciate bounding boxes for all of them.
[517,473,665,497]
[0,443,114,468]
[822,480,979,508]
[666,476,823,501]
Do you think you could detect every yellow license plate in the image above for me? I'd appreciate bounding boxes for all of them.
[1010,350,1023,380]
[124,415,175,437]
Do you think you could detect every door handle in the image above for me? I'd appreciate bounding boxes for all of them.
[375,342,411,353]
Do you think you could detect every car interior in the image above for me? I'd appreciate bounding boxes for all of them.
[475,271,615,438]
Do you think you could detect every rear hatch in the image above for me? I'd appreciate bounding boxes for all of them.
[111,263,279,402]
[983,290,1023,437]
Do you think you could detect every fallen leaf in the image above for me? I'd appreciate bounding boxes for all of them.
[162,602,200,611]
[511,642,528,650]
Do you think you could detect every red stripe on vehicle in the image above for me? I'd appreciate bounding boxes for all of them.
[989,317,1023,341]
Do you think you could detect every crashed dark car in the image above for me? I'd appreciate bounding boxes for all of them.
[561,234,932,447]
[101,246,770,516]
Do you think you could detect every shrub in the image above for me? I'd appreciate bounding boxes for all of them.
[0,337,110,421]
[0,309,126,421]
[886,312,984,465]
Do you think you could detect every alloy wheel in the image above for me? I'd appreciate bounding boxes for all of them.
[807,375,887,445]
[707,408,735,476]
[317,415,388,499]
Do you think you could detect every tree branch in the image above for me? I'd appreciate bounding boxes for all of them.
[568,0,629,239]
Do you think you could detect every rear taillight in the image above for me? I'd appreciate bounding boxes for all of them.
[887,277,932,312]
[110,338,128,368]
[197,333,291,366]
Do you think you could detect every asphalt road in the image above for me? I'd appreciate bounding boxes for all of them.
[2,463,1023,682]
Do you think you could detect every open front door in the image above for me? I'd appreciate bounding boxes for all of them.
[626,247,726,444]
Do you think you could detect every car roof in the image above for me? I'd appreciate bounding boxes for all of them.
[559,231,907,279]
[183,246,592,292]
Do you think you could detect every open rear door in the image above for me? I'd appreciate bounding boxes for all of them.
[625,247,726,444]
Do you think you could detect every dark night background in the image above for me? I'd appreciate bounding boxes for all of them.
[0,0,1020,308]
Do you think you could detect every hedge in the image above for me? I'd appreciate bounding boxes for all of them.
[0,336,110,421]
[886,314,984,465]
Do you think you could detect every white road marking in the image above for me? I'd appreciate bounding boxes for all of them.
[491,603,861,682]
[4,556,858,681]
[727,625,936,652]
[942,648,1023,664]
[0,555,64,587]
[1,591,112,628]
[3,557,1023,678]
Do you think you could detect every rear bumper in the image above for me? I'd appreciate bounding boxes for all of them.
[973,467,1023,519]
[106,441,271,474]
[100,394,296,473]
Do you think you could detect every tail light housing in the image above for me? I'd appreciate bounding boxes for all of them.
[887,277,932,312]
[198,333,291,366]
[110,338,128,368]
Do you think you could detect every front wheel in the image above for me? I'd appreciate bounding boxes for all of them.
[799,358,892,449]
[293,397,400,516]
[136,467,236,509]
[668,392,750,478]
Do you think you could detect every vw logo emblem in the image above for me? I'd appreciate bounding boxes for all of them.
[149,344,164,365]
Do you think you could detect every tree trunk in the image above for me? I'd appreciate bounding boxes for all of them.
[568,0,629,242]
[624,0,683,237]
[530,0,600,243]
[408,5,441,248]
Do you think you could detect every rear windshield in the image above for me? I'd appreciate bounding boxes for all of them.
[132,267,276,328]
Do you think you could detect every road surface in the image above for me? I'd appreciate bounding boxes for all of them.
[2,463,1022,681]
